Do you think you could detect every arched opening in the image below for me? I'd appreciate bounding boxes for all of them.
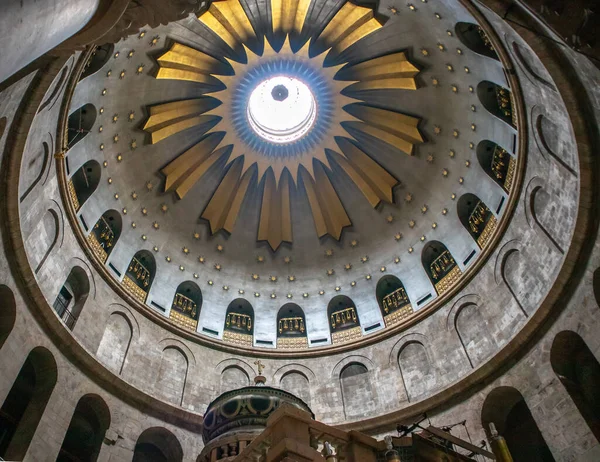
[89,209,122,263]
[398,341,436,401]
[32,208,60,274]
[220,366,250,394]
[57,394,111,462]
[0,285,17,351]
[169,281,202,332]
[477,81,516,128]
[0,347,58,460]
[96,312,133,375]
[551,331,600,442]
[68,160,101,212]
[376,275,413,327]
[476,140,516,193]
[276,303,307,349]
[223,299,254,347]
[53,266,90,330]
[80,44,114,80]
[133,427,183,462]
[482,386,554,461]
[67,104,96,149]
[422,241,461,296]
[457,193,497,248]
[123,250,156,304]
[327,295,361,345]
[280,371,311,407]
[454,303,495,368]
[594,267,600,308]
[20,141,50,203]
[155,347,188,406]
[455,22,499,60]
[340,363,376,419]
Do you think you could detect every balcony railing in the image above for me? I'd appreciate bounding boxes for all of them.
[54,304,77,330]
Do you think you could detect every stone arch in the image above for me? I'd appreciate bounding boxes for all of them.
[280,371,311,407]
[273,363,316,384]
[376,275,412,327]
[58,394,111,461]
[133,427,183,462]
[32,208,60,274]
[397,340,436,402]
[327,295,361,344]
[53,266,90,330]
[124,250,157,303]
[96,312,134,374]
[215,358,256,379]
[531,107,576,176]
[482,387,554,461]
[0,117,6,141]
[477,81,516,128]
[339,361,377,420]
[39,58,72,113]
[277,303,307,348]
[69,159,101,212]
[510,41,555,90]
[452,297,496,368]
[551,331,600,442]
[66,103,96,149]
[219,365,250,394]
[476,140,516,194]
[0,285,17,351]
[223,298,254,346]
[422,241,461,296]
[89,209,122,263]
[455,22,499,60]
[80,44,114,80]
[525,177,565,254]
[155,346,189,406]
[499,246,528,318]
[0,347,58,460]
[457,193,497,249]
[170,281,202,331]
[20,140,51,203]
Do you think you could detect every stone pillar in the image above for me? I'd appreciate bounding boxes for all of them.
[0,0,101,84]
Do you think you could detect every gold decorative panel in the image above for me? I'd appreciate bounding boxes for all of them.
[225,311,252,332]
[223,330,253,347]
[381,287,410,315]
[331,326,362,344]
[170,309,198,332]
[277,336,308,349]
[87,232,108,263]
[68,180,80,211]
[505,155,516,193]
[123,275,148,303]
[477,214,497,249]
[434,265,462,296]
[384,304,413,327]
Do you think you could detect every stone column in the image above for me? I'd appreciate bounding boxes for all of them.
[0,0,101,84]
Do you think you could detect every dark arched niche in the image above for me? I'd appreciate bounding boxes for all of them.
[170,281,202,331]
[376,275,412,327]
[422,241,461,296]
[223,298,254,347]
[340,363,375,419]
[67,104,96,149]
[57,394,111,462]
[457,193,497,248]
[328,295,361,344]
[594,267,600,308]
[0,285,16,351]
[477,81,516,128]
[69,159,101,211]
[551,331,600,442]
[455,22,499,60]
[90,209,122,262]
[20,141,50,203]
[477,140,516,193]
[277,303,307,348]
[482,387,555,461]
[0,347,58,460]
[133,427,183,462]
[53,266,90,330]
[80,44,114,80]
[124,250,156,303]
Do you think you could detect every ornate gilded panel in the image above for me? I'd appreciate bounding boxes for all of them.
[122,275,148,303]
[331,326,362,344]
[223,330,253,347]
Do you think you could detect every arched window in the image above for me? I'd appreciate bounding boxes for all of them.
[67,104,96,149]
[482,387,554,461]
[477,81,517,128]
[340,363,376,419]
[53,267,90,331]
[169,281,202,332]
[223,299,254,347]
[327,295,361,345]
[455,22,499,60]
[422,241,461,296]
[477,140,516,194]
[0,285,17,351]
[277,303,307,349]
[133,427,183,462]
[551,331,600,442]
[398,341,436,401]
[376,275,413,327]
[80,44,114,80]
[457,193,497,248]
[280,371,311,407]
[0,347,58,460]
[57,394,111,461]
[123,251,156,304]
[88,209,122,263]
[68,160,101,211]
[220,366,250,394]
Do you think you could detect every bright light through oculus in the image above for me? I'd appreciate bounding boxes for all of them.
[247,76,316,144]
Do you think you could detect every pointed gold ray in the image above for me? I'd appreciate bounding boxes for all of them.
[342,52,420,91]
[317,3,382,52]
[258,169,293,250]
[199,0,256,50]
[271,0,312,35]
[201,158,254,234]
[143,99,218,144]
[331,137,398,207]
[156,43,224,83]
